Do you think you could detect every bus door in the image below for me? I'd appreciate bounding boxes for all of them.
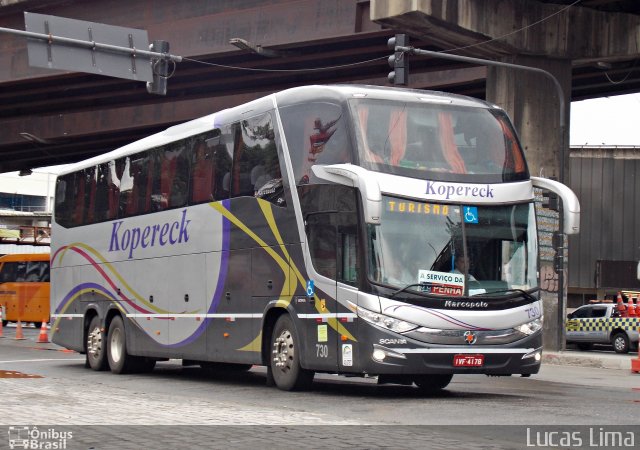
[305,212,344,372]
[336,224,358,372]
[0,261,18,322]
[21,260,50,324]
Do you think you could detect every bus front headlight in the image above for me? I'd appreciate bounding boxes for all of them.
[356,306,418,333]
[515,318,543,336]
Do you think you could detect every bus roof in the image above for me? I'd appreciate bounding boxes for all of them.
[0,253,50,262]
[57,84,498,176]
[274,84,494,109]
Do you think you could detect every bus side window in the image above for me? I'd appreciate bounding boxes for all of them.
[213,132,232,201]
[279,102,350,186]
[122,153,154,217]
[230,123,254,197]
[25,261,47,282]
[0,262,16,283]
[307,214,337,279]
[339,229,358,285]
[188,129,229,204]
[109,159,124,219]
[169,146,190,208]
[94,163,112,222]
[230,113,285,206]
[14,262,27,282]
[190,137,215,203]
[54,176,73,228]
[72,171,87,226]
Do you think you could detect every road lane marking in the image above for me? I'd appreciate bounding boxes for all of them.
[0,358,85,364]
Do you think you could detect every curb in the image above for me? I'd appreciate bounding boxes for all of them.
[542,352,632,370]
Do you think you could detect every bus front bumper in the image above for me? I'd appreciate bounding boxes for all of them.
[360,332,543,376]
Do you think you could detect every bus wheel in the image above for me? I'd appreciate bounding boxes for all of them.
[413,374,453,393]
[270,315,313,391]
[107,316,136,374]
[86,316,108,371]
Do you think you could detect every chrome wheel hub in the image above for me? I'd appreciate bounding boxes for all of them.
[272,330,294,371]
[87,327,102,357]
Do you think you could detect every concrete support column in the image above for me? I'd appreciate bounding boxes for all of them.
[486,55,571,180]
[486,55,572,351]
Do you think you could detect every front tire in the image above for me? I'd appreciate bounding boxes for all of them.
[413,374,453,393]
[269,315,313,391]
[86,316,108,371]
[612,332,630,354]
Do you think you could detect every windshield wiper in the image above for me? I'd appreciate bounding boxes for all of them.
[388,283,439,299]
[473,287,540,302]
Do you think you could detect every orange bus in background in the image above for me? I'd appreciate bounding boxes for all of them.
[0,253,50,328]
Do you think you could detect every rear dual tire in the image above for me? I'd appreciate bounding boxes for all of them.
[107,316,156,374]
[86,316,108,371]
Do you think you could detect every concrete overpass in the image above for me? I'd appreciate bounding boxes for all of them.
[1,0,639,349]
[0,0,638,174]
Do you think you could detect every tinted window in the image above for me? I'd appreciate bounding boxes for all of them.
[229,113,285,206]
[0,261,49,283]
[280,102,352,186]
[350,99,528,183]
[301,185,359,284]
[189,130,229,204]
[571,307,592,319]
[55,131,229,227]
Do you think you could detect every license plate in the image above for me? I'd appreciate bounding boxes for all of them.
[453,354,484,367]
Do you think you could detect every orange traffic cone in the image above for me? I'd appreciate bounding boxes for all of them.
[37,321,49,344]
[627,295,637,317]
[616,292,627,317]
[14,320,26,340]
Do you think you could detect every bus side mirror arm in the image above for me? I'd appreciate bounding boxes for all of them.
[311,164,381,225]
[531,176,580,235]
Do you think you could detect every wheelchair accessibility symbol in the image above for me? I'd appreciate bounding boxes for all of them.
[306,280,315,297]
[464,206,478,224]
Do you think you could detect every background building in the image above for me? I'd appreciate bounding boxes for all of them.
[0,169,55,254]
[568,145,640,305]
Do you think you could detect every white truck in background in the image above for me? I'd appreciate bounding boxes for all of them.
[566,295,639,354]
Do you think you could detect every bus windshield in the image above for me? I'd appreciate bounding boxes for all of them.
[350,98,528,183]
[367,197,538,297]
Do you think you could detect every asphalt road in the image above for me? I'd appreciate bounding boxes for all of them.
[0,325,638,449]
